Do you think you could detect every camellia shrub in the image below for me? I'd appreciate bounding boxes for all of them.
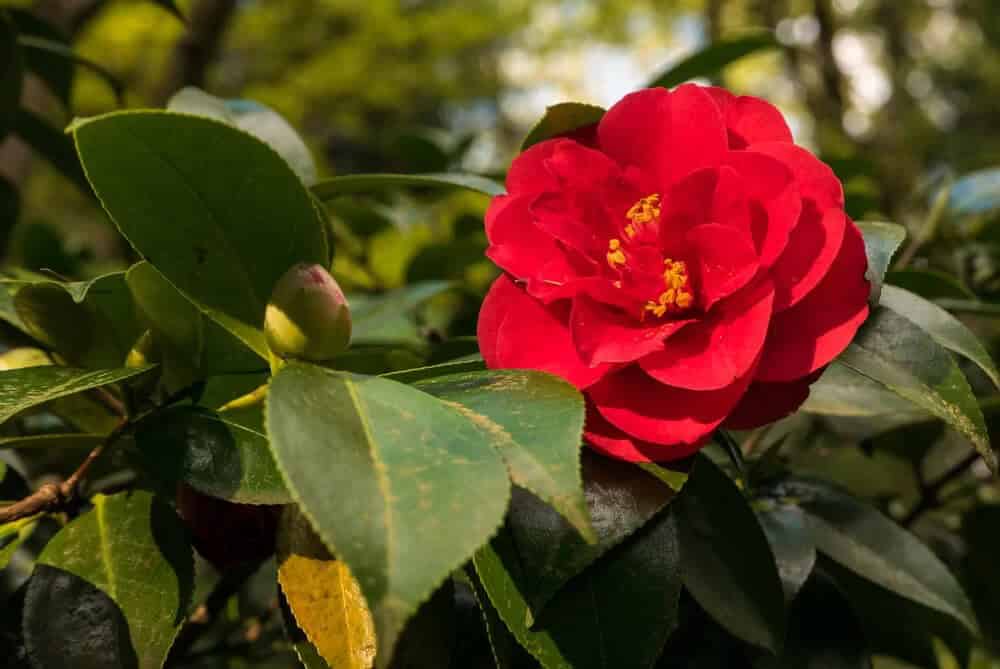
[1,15,999,669]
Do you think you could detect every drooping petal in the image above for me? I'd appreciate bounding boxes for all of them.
[589,365,755,445]
[756,222,870,382]
[685,223,760,309]
[723,369,824,430]
[584,403,705,463]
[641,279,774,390]
[770,207,847,311]
[483,274,612,388]
[723,149,802,267]
[570,295,694,366]
[704,86,794,148]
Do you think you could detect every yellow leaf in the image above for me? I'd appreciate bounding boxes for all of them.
[278,508,377,669]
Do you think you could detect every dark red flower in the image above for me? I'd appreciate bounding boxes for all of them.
[478,85,870,462]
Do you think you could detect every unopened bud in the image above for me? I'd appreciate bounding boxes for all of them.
[264,263,351,362]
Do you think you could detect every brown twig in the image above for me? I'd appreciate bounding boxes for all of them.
[0,416,128,524]
[901,450,982,527]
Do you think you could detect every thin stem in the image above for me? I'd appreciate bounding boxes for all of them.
[714,429,748,491]
[902,450,981,527]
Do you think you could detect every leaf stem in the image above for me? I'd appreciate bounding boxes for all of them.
[714,429,748,491]
[901,450,981,527]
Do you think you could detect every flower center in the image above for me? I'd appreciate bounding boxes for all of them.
[604,194,695,319]
[644,258,693,318]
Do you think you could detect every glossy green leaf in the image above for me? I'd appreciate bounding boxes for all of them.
[777,478,978,634]
[756,574,873,669]
[17,35,124,103]
[72,111,329,359]
[23,490,194,669]
[0,364,152,425]
[0,11,23,140]
[12,108,89,192]
[857,221,906,304]
[312,173,504,201]
[168,87,317,185]
[13,272,142,368]
[135,405,289,505]
[647,33,778,89]
[803,362,929,422]
[755,502,816,603]
[6,9,73,107]
[126,261,265,375]
[473,510,681,669]
[885,269,975,300]
[414,369,591,540]
[350,281,453,347]
[675,456,786,652]
[880,284,1000,388]
[484,453,675,622]
[837,304,993,471]
[0,433,104,450]
[382,357,486,384]
[521,102,605,150]
[266,362,510,666]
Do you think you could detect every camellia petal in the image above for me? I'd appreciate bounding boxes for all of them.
[704,86,794,148]
[724,149,801,267]
[598,87,673,182]
[589,365,755,445]
[641,279,774,391]
[484,274,611,388]
[685,223,760,309]
[584,404,705,463]
[723,369,824,430]
[770,207,848,311]
[570,295,694,366]
[657,84,729,185]
[751,141,844,212]
[485,194,567,280]
[756,223,870,382]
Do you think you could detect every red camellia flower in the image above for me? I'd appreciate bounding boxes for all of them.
[478,84,870,462]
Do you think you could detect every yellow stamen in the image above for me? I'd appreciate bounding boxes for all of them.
[625,194,662,236]
[643,258,694,317]
[606,238,626,268]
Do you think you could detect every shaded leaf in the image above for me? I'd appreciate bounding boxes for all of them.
[837,305,993,471]
[17,35,123,103]
[71,111,328,359]
[414,369,591,540]
[647,33,778,89]
[168,87,317,185]
[312,173,504,201]
[135,405,289,505]
[277,506,377,669]
[12,108,88,192]
[0,433,104,450]
[885,269,975,300]
[381,357,486,384]
[675,456,786,652]
[776,478,978,634]
[803,362,929,422]
[755,502,816,603]
[0,365,152,425]
[350,281,452,347]
[150,0,185,21]
[24,490,194,669]
[879,284,1000,389]
[949,168,1000,215]
[521,103,605,150]
[0,516,37,569]
[6,9,73,106]
[857,221,906,304]
[473,510,681,669]
[490,453,676,621]
[266,363,510,666]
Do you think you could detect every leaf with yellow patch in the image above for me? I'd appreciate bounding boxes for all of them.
[277,507,376,669]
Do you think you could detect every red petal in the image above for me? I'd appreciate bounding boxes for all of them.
[485,194,567,280]
[751,141,844,212]
[641,279,774,390]
[584,403,706,463]
[483,274,612,388]
[658,84,728,185]
[756,222,870,382]
[770,207,847,311]
[505,139,564,194]
[724,150,802,268]
[705,87,793,148]
[589,365,755,445]
[686,223,760,309]
[478,277,507,368]
[723,370,823,430]
[570,295,694,366]
[598,88,673,182]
